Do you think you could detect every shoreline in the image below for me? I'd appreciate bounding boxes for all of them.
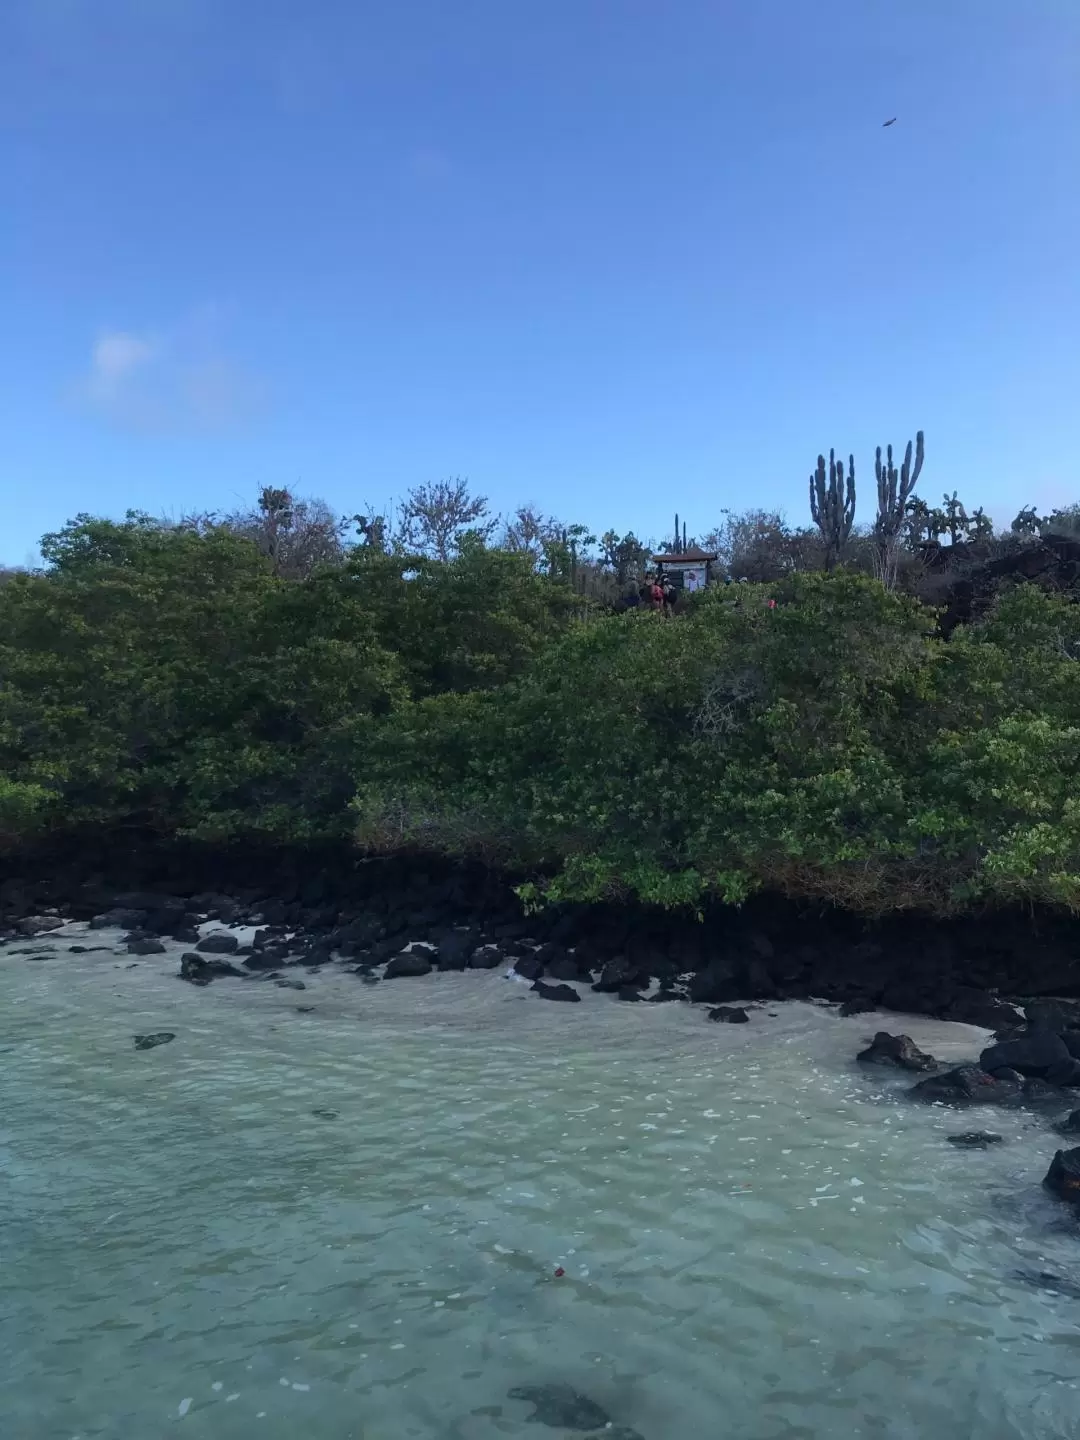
[6,910,1080,1114]
[0,915,1001,1055]
[4,845,1080,1027]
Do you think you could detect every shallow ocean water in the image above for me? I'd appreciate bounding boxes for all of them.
[2,925,1080,1439]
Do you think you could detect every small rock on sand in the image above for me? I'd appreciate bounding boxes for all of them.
[857,1032,937,1071]
[531,980,581,1003]
[16,916,65,936]
[196,932,241,955]
[1044,1146,1080,1204]
[383,953,433,979]
[709,1006,750,1024]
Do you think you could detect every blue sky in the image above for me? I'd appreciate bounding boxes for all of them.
[2,0,1078,565]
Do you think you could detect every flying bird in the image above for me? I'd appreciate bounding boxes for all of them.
[882,117,897,127]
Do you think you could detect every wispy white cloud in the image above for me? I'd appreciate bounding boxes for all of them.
[86,331,157,400]
[75,308,264,433]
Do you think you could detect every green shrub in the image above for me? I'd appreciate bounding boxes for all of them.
[6,511,1080,914]
[0,516,401,843]
[354,575,1080,914]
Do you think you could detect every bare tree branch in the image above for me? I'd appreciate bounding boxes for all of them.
[396,477,496,561]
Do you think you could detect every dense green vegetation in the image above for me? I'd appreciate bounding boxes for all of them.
[0,511,569,846]
[353,573,1080,914]
[3,485,1080,916]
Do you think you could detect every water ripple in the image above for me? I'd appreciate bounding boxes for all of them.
[2,938,1080,1438]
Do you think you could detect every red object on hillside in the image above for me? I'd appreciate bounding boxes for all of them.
[553,1267,565,1277]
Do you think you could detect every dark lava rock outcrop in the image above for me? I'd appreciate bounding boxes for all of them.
[383,952,434,979]
[857,1032,937,1071]
[1043,1147,1080,1205]
[532,980,581,1003]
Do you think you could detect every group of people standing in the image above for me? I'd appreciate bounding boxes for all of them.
[630,574,677,613]
[618,573,778,616]
[617,575,677,613]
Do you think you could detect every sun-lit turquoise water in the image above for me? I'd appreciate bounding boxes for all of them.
[3,926,1080,1439]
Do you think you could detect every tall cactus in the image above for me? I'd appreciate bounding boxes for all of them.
[873,430,924,588]
[809,449,856,570]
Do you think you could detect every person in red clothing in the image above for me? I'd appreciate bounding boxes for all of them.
[649,577,665,611]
